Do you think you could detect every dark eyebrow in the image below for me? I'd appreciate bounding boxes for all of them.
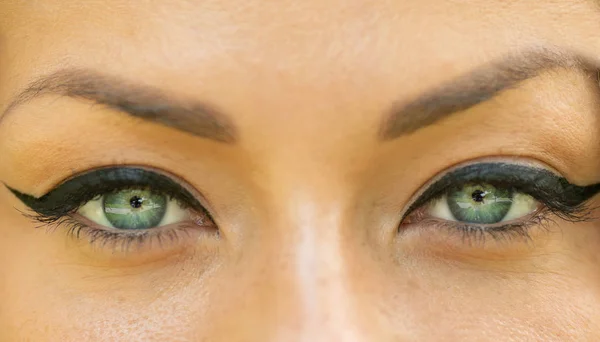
[1,69,238,143]
[379,49,596,140]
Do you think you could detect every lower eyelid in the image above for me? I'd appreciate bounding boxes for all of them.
[70,212,197,237]
[58,214,214,258]
[400,208,551,247]
[423,206,548,232]
[72,205,213,233]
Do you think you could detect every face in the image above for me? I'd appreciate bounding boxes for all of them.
[2,1,600,341]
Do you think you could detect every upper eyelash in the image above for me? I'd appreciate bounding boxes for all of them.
[400,162,600,245]
[8,163,600,250]
[6,167,214,250]
[6,167,205,220]
[401,162,600,222]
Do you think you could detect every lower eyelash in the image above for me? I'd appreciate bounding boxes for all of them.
[404,203,596,247]
[22,211,197,253]
[429,214,550,246]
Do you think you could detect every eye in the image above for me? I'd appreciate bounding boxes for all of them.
[7,167,218,251]
[77,189,191,229]
[426,183,539,224]
[400,162,600,241]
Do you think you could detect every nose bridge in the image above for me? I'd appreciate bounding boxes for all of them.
[222,148,384,341]
[262,189,367,341]
[193,163,395,341]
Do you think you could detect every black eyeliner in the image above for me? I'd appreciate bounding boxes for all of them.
[403,163,600,220]
[5,167,204,219]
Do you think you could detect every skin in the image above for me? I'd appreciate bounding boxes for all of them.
[1,0,600,341]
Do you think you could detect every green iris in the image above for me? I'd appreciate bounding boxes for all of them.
[447,183,513,224]
[103,190,167,229]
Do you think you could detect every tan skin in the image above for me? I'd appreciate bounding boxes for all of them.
[2,1,600,341]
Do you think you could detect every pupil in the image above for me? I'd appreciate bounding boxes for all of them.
[471,190,486,203]
[130,196,144,209]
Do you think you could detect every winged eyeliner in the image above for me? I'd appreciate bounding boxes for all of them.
[6,163,600,227]
[5,167,203,220]
[404,163,600,219]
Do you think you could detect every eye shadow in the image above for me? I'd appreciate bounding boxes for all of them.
[5,167,203,218]
[403,163,600,218]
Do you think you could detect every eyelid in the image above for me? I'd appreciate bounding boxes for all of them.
[6,166,208,219]
[401,161,600,221]
[5,166,223,255]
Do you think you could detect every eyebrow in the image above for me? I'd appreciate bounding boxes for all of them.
[2,51,595,144]
[0,69,238,143]
[379,49,596,140]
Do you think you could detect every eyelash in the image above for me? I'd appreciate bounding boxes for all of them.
[400,164,600,246]
[25,196,202,252]
[403,205,577,247]
[9,168,216,252]
[10,163,600,252]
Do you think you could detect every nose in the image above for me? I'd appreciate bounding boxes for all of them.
[198,196,389,342]
[267,203,364,342]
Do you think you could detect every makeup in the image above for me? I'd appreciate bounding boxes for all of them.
[6,167,204,219]
[400,162,600,244]
[5,167,214,250]
[402,163,600,221]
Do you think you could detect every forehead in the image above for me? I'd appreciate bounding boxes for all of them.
[0,0,597,129]
[1,0,600,196]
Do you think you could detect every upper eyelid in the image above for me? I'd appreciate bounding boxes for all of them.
[6,166,208,217]
[5,164,198,199]
[56,165,197,194]
[400,162,536,218]
[57,166,196,196]
[400,161,600,220]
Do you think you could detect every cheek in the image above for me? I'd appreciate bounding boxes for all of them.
[0,260,213,341]
[374,262,600,340]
